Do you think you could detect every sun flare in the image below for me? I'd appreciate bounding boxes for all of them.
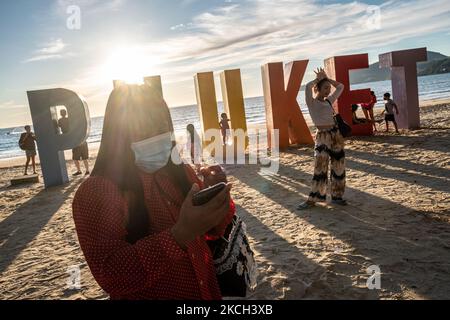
[99,47,157,84]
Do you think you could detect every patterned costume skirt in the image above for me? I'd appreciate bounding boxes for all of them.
[308,127,346,202]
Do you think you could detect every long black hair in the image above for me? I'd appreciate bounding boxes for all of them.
[91,84,191,244]
[316,78,330,91]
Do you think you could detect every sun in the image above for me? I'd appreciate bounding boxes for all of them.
[99,47,157,84]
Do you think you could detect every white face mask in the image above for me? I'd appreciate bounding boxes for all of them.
[131,131,174,174]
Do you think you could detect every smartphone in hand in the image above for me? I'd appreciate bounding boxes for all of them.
[192,182,226,206]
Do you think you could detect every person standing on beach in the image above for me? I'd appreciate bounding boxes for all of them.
[361,91,377,131]
[186,123,203,170]
[381,92,400,133]
[219,113,231,145]
[19,125,37,176]
[57,109,90,176]
[72,84,235,300]
[298,68,347,210]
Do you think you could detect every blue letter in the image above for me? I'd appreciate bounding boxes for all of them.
[27,88,90,188]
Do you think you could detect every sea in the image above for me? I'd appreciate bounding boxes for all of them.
[1,73,450,160]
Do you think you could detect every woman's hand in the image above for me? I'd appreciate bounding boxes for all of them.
[314,67,328,81]
[171,183,232,249]
[200,165,228,187]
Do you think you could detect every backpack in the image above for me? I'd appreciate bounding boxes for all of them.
[19,134,27,150]
[326,99,352,138]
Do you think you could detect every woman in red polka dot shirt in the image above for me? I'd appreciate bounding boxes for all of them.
[72,84,235,300]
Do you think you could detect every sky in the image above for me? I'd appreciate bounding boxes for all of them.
[1,0,450,128]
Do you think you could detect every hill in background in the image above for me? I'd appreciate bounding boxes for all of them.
[350,51,450,84]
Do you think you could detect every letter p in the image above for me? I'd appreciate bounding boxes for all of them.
[27,89,90,188]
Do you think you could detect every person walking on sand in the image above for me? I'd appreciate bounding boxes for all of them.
[361,91,377,131]
[381,92,400,133]
[298,68,347,210]
[219,113,231,145]
[57,109,90,176]
[19,125,37,176]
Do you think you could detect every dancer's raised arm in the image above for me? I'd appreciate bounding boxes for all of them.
[326,78,344,104]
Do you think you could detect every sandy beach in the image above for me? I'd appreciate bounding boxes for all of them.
[1,101,449,300]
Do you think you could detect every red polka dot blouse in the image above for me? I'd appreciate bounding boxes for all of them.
[72,165,235,300]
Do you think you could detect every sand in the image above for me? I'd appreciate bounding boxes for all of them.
[1,102,449,300]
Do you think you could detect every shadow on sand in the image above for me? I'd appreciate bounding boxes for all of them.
[0,179,83,274]
[228,153,450,299]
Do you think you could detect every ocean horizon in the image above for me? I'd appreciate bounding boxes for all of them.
[1,73,450,160]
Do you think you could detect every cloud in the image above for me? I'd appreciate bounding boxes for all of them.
[170,22,195,31]
[0,101,27,110]
[36,38,66,54]
[37,0,450,109]
[24,38,69,63]
[135,0,450,83]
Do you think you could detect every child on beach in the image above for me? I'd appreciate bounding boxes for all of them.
[381,92,400,133]
[361,91,377,131]
[219,113,231,145]
[18,125,37,176]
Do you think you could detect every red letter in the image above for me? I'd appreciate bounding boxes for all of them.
[324,53,372,136]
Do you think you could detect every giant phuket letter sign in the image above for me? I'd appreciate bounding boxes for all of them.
[27,47,426,187]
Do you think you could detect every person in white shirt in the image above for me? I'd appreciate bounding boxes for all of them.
[298,68,347,210]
